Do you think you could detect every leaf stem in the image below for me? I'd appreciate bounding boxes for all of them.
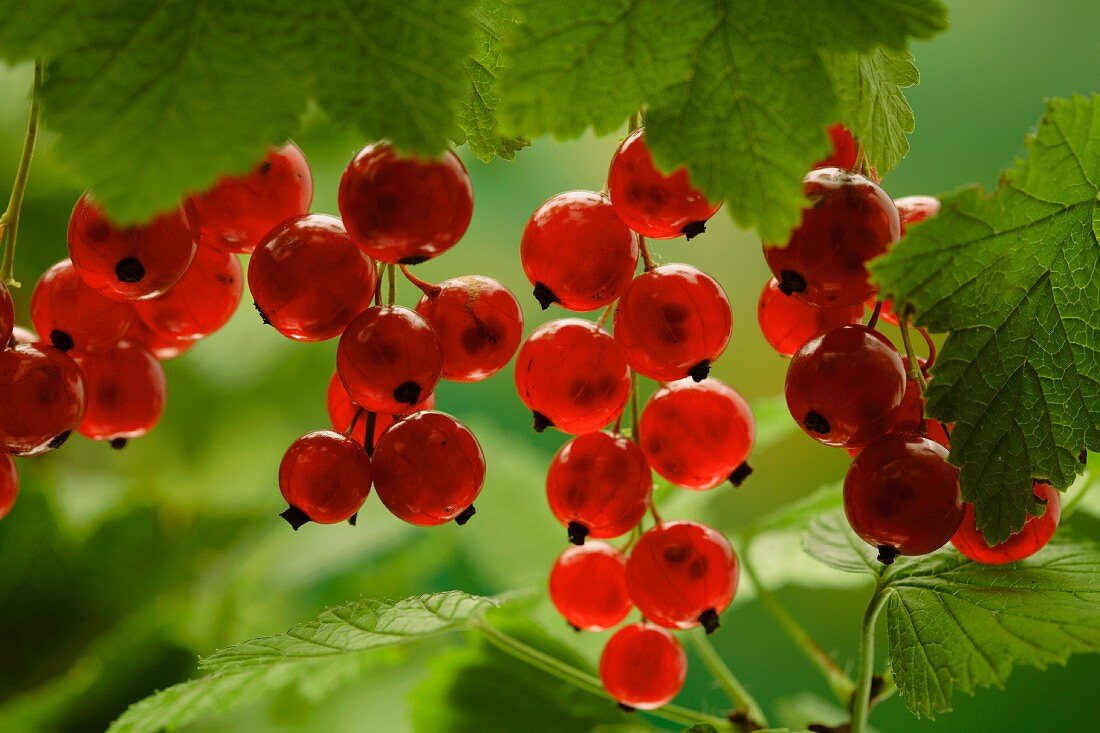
[686,629,768,729]
[850,584,890,733]
[399,263,440,297]
[898,313,928,392]
[0,60,44,287]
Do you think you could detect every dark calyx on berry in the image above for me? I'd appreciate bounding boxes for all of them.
[777,270,806,295]
[687,360,711,382]
[567,521,589,545]
[681,220,707,240]
[455,505,476,525]
[617,703,637,714]
[532,282,559,310]
[393,380,422,405]
[568,622,582,632]
[253,301,271,325]
[699,608,721,634]
[729,462,753,487]
[50,329,75,352]
[532,411,553,433]
[109,438,128,450]
[280,505,311,531]
[876,544,898,565]
[47,430,72,450]
[804,411,830,434]
[398,255,430,266]
[115,256,146,283]
[347,512,358,526]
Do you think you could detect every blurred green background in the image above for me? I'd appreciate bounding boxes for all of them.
[1,1,1098,731]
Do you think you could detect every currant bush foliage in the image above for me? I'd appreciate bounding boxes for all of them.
[874,94,1100,544]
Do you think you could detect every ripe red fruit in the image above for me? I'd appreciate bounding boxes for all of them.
[785,324,906,448]
[844,432,964,564]
[67,193,199,301]
[549,542,633,631]
[625,520,738,632]
[606,128,722,239]
[279,430,372,528]
[191,142,313,253]
[413,275,523,382]
[763,168,900,308]
[894,195,941,231]
[599,623,686,710]
[8,325,36,347]
[757,277,863,357]
[0,453,16,521]
[0,343,86,455]
[639,378,754,490]
[520,191,639,311]
[814,124,858,170]
[72,341,167,443]
[31,259,133,352]
[952,482,1061,565]
[337,305,443,414]
[136,246,243,340]
[338,142,473,265]
[123,317,193,360]
[614,263,731,382]
[546,431,650,544]
[372,411,485,526]
[325,370,434,446]
[0,280,12,346]
[514,319,631,434]
[249,214,378,342]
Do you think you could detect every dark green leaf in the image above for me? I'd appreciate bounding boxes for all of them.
[802,510,883,576]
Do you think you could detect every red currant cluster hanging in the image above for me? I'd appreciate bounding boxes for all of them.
[760,125,1062,566]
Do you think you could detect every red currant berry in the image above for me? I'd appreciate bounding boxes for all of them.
[135,245,243,341]
[626,520,738,632]
[325,370,434,446]
[758,277,863,357]
[895,195,940,231]
[0,280,12,346]
[279,430,372,528]
[337,305,443,414]
[639,378,754,490]
[372,411,484,526]
[546,431,650,544]
[785,324,906,448]
[952,482,1061,565]
[191,142,313,253]
[814,124,858,170]
[514,319,630,434]
[607,128,722,239]
[67,193,199,301]
[613,264,730,382]
[413,275,523,382]
[763,168,900,307]
[520,191,639,311]
[549,542,633,631]
[0,343,85,455]
[8,325,37,347]
[123,317,193,360]
[249,214,378,342]
[71,341,167,443]
[844,432,963,563]
[0,453,16,521]
[338,142,473,265]
[31,259,133,352]
[599,623,686,710]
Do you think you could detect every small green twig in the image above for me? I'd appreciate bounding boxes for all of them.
[387,262,396,305]
[686,630,769,729]
[898,312,928,392]
[866,300,883,330]
[850,583,890,733]
[638,236,656,271]
[0,60,45,287]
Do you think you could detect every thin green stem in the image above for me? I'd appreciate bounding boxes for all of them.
[686,630,768,729]
[387,262,397,305]
[866,300,883,330]
[850,584,890,733]
[1,60,44,287]
[374,265,386,306]
[740,543,856,704]
[596,302,614,329]
[473,618,731,730]
[629,372,640,439]
[638,236,656,271]
[898,314,928,392]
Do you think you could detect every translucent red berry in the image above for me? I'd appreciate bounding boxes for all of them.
[135,245,243,341]
[279,430,372,528]
[614,264,731,382]
[785,324,906,448]
[895,195,940,231]
[520,191,639,311]
[67,193,199,301]
[124,317,194,360]
[599,623,686,710]
[325,370,434,446]
[546,431,650,544]
[0,280,13,346]
[814,124,858,170]
[31,259,133,352]
[639,378,754,490]
[757,277,863,357]
[844,432,964,564]
[191,142,313,253]
[0,343,85,455]
[0,452,16,521]
[249,214,378,342]
[607,128,722,239]
[72,341,167,443]
[952,482,1061,565]
[763,168,900,308]
[625,520,738,632]
[549,542,633,631]
[337,305,443,414]
[414,275,523,382]
[514,319,630,434]
[372,411,484,526]
[338,142,473,265]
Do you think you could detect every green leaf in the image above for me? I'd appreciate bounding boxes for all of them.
[872,95,1100,543]
[802,510,882,576]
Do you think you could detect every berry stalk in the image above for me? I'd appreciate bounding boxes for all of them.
[0,60,44,287]
[898,312,928,392]
[850,582,890,733]
[685,629,768,729]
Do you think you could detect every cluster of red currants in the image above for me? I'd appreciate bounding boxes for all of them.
[761,125,1061,566]
[518,127,753,710]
